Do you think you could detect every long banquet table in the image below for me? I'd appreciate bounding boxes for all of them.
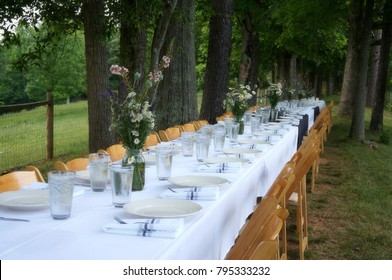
[0,101,325,260]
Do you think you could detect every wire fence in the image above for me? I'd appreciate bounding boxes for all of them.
[0,100,88,173]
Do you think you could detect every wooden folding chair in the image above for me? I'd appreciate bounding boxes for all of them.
[106,144,126,162]
[143,131,161,151]
[0,166,45,192]
[285,144,321,259]
[180,123,197,132]
[159,127,181,142]
[226,171,294,260]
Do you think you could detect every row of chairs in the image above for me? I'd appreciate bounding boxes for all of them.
[226,101,334,260]
[158,120,208,142]
[0,119,211,192]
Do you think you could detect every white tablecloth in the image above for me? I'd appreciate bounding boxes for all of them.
[0,104,329,260]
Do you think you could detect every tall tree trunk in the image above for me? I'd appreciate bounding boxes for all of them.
[149,0,177,110]
[349,0,374,141]
[155,0,197,130]
[119,0,147,94]
[276,51,290,87]
[199,0,233,124]
[289,55,297,88]
[366,29,382,107]
[314,65,323,98]
[238,12,260,105]
[339,0,364,117]
[326,73,337,96]
[82,0,114,152]
[370,2,392,132]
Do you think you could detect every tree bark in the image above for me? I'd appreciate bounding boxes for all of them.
[366,29,381,107]
[276,51,290,87]
[155,0,198,130]
[149,0,178,110]
[82,0,115,152]
[313,65,322,98]
[370,2,392,132]
[349,0,374,141]
[119,0,147,94]
[238,12,260,105]
[326,73,337,96]
[199,0,233,124]
[338,0,364,117]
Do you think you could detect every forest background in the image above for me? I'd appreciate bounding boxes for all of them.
[0,0,391,154]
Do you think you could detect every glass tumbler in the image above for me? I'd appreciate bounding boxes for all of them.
[195,135,210,162]
[48,170,76,220]
[89,153,110,192]
[156,146,174,180]
[110,165,134,207]
[213,128,226,151]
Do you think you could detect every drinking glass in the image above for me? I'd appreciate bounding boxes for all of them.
[110,165,133,207]
[156,146,174,180]
[195,135,210,162]
[228,122,240,143]
[89,153,110,192]
[213,128,226,151]
[48,170,76,220]
[251,117,261,135]
[223,118,234,137]
[181,136,195,157]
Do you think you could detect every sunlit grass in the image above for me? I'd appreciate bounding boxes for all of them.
[301,97,392,259]
[0,101,88,173]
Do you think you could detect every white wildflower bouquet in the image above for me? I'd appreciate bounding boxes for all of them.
[265,82,283,109]
[109,56,170,150]
[226,83,257,118]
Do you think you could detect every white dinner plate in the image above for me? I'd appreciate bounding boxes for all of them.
[142,153,156,165]
[168,175,230,188]
[237,139,272,145]
[203,157,249,164]
[222,148,262,155]
[75,170,111,183]
[253,132,283,137]
[0,190,49,211]
[146,145,182,155]
[75,170,90,181]
[123,199,202,218]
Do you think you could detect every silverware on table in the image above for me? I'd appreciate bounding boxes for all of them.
[0,217,30,222]
[114,216,127,224]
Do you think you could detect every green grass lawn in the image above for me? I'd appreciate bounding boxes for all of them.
[0,101,88,174]
[287,96,392,259]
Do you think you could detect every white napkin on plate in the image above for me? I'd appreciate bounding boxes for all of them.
[160,187,219,201]
[196,162,241,173]
[103,218,184,239]
[21,183,84,197]
[21,182,48,190]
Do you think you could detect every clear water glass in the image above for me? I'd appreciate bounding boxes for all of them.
[181,137,195,157]
[228,122,240,143]
[195,135,210,162]
[110,165,133,207]
[213,129,226,151]
[156,146,174,180]
[89,153,110,192]
[48,170,75,220]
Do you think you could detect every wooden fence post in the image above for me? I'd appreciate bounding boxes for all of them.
[47,92,54,160]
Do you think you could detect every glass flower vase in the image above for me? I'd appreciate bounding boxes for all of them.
[234,115,245,135]
[122,147,145,191]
